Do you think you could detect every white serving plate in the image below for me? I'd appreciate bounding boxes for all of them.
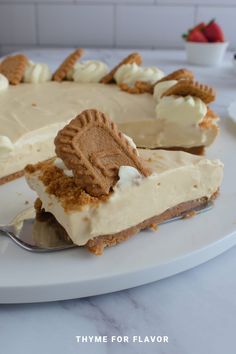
[0,118,235,304]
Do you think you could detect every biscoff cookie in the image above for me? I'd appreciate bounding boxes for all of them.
[119,81,153,94]
[0,54,28,85]
[52,48,84,82]
[135,81,153,94]
[100,52,142,84]
[156,68,194,85]
[162,80,215,104]
[119,83,140,94]
[54,109,150,197]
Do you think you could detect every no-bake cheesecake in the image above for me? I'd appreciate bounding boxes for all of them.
[25,109,223,255]
[0,50,219,184]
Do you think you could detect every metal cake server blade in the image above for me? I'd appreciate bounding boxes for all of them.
[0,203,213,253]
[0,207,76,253]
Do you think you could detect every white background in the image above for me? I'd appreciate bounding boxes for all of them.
[0,0,236,55]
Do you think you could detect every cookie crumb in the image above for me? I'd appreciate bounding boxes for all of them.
[149,223,158,231]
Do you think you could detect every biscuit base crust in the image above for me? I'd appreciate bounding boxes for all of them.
[0,169,24,185]
[34,191,218,255]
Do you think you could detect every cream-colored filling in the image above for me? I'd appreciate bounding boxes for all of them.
[25,149,223,246]
[0,82,218,178]
[0,82,156,143]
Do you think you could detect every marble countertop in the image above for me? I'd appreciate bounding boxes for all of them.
[0,49,236,354]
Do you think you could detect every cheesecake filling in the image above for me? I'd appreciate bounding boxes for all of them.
[25,149,223,246]
[0,121,66,178]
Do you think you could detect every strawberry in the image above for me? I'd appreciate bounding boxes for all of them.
[203,19,224,42]
[187,28,208,43]
[192,22,206,32]
[182,22,208,42]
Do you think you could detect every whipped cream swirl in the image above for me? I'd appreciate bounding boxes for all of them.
[155,95,207,125]
[23,61,52,83]
[72,60,109,83]
[114,63,164,86]
[0,74,9,91]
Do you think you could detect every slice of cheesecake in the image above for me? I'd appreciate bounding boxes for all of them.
[25,110,223,255]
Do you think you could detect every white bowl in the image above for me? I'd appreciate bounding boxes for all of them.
[233,56,236,73]
[185,42,228,66]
